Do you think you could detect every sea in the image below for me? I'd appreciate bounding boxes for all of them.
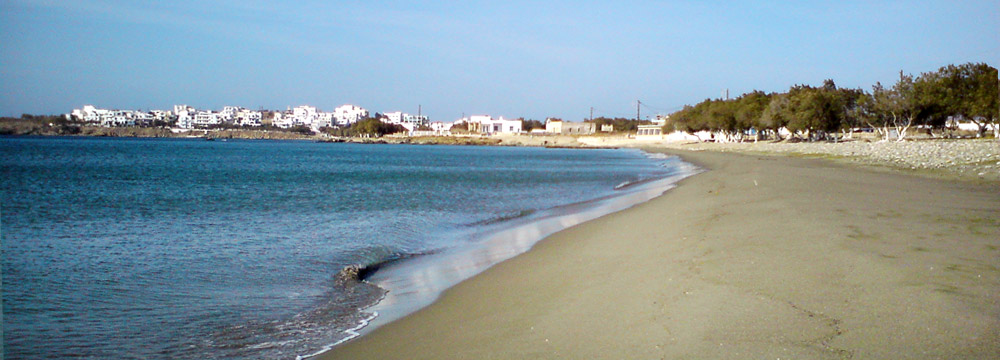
[1,136,698,359]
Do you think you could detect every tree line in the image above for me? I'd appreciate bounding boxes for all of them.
[321,117,407,137]
[666,62,999,141]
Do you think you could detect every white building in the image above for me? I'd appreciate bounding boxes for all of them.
[150,110,171,123]
[70,105,141,127]
[132,111,153,125]
[70,105,92,121]
[404,114,428,126]
[314,112,335,131]
[293,105,319,126]
[235,109,262,127]
[173,105,197,129]
[383,111,428,127]
[335,104,368,126]
[193,111,221,128]
[173,105,194,116]
[106,110,136,127]
[545,118,595,134]
[70,105,114,124]
[429,121,453,132]
[465,115,522,135]
[220,106,242,123]
[383,111,404,124]
[272,111,294,128]
[272,105,324,129]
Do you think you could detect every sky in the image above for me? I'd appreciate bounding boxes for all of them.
[1,0,998,122]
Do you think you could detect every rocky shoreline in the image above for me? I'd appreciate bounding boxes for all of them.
[648,139,1000,183]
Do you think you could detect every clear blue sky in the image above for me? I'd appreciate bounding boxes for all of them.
[2,0,998,121]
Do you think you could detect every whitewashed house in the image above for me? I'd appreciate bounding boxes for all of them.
[236,109,262,127]
[173,105,195,117]
[193,111,221,128]
[429,121,453,133]
[383,111,404,124]
[335,104,368,126]
[150,110,170,123]
[272,111,294,128]
[293,105,319,126]
[173,105,197,129]
[132,111,153,126]
[70,105,95,121]
[404,114,428,126]
[383,111,428,127]
[465,115,522,135]
[314,112,335,131]
[220,106,242,123]
[545,119,595,134]
[103,110,136,127]
[176,111,194,129]
[70,105,115,124]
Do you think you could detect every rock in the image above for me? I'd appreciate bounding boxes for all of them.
[337,264,364,284]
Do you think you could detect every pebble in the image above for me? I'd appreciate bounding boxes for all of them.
[680,139,1000,181]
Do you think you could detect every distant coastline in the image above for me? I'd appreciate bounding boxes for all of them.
[0,116,620,148]
[3,115,996,182]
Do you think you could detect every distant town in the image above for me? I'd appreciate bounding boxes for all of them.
[63,103,652,137]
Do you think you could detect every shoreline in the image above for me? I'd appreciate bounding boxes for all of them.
[303,152,701,358]
[320,147,1000,359]
[4,132,996,182]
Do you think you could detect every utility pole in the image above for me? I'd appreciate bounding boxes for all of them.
[418,104,421,118]
[636,100,641,121]
[590,107,593,122]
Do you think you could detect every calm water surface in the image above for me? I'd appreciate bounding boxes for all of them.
[1,136,690,359]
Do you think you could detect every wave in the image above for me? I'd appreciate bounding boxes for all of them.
[465,209,537,227]
[613,177,663,191]
[336,249,438,284]
[296,311,380,360]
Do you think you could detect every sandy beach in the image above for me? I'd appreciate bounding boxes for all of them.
[321,148,1000,359]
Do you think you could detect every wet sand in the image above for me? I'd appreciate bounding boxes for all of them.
[320,149,1000,359]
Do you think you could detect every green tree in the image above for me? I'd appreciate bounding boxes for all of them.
[734,90,771,140]
[835,87,867,138]
[789,82,858,140]
[347,118,406,137]
[863,72,922,141]
[933,63,999,137]
[521,118,545,131]
[590,117,650,133]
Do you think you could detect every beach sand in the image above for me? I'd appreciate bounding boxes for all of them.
[320,149,1000,359]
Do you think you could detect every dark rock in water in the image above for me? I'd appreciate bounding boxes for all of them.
[337,264,364,284]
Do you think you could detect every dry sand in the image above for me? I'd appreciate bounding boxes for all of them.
[320,149,1000,359]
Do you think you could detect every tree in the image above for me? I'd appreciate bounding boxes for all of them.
[759,94,791,140]
[734,91,771,141]
[589,117,650,133]
[347,118,406,137]
[933,63,999,137]
[835,88,867,139]
[521,118,544,131]
[785,85,840,140]
[862,72,922,141]
[706,100,739,142]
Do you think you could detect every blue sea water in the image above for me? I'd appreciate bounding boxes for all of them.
[1,136,695,359]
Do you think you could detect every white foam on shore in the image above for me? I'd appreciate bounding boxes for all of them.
[304,152,702,359]
[296,310,380,360]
